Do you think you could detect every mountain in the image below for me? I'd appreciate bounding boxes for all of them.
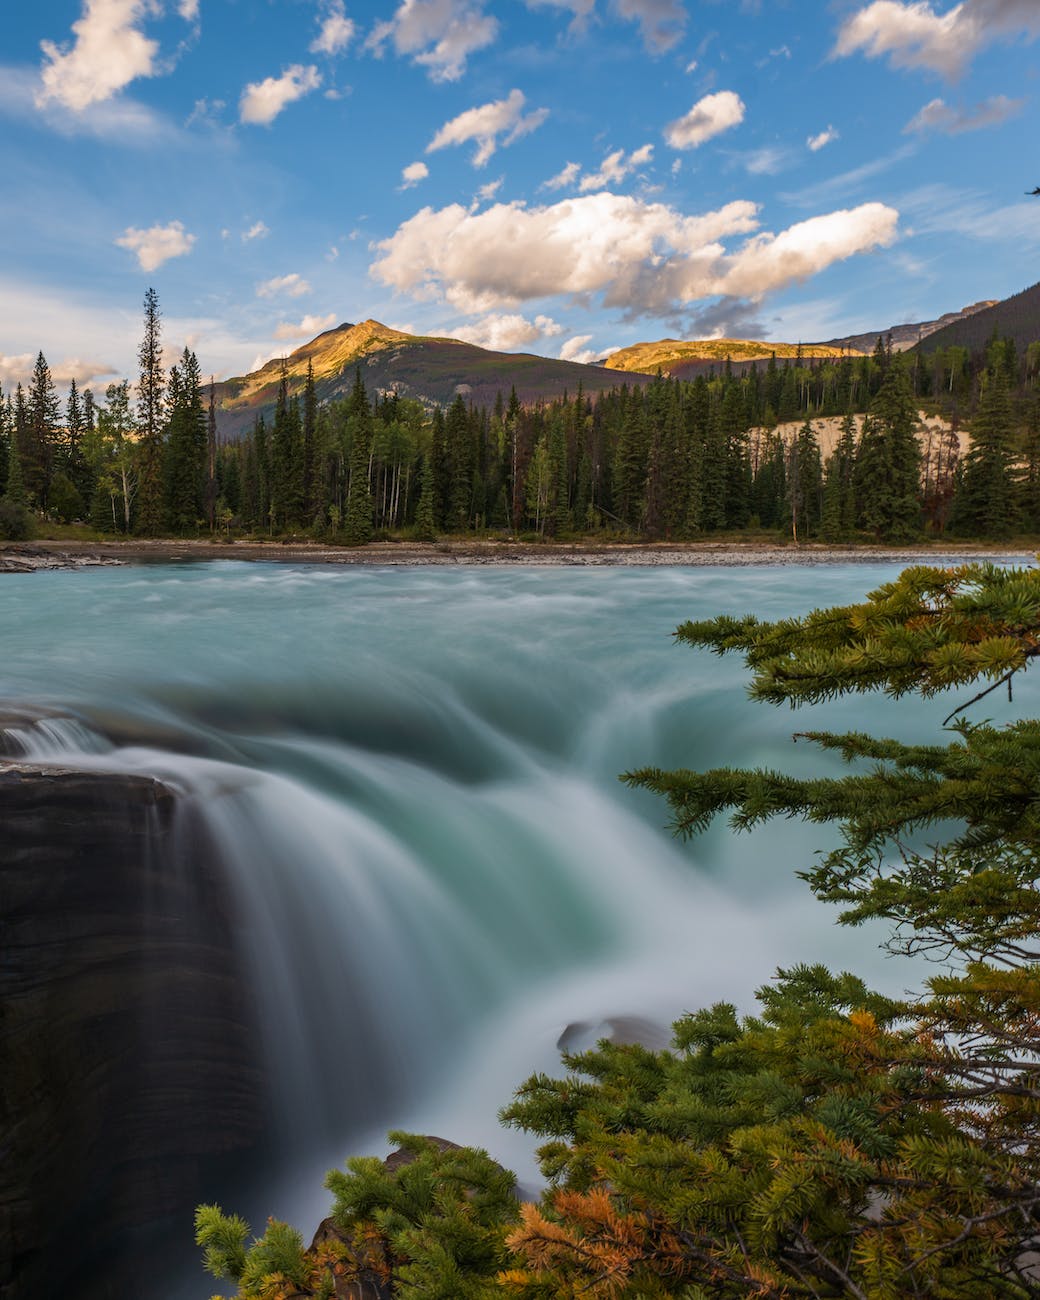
[822,301,998,355]
[911,281,1040,356]
[604,337,857,380]
[212,319,643,439]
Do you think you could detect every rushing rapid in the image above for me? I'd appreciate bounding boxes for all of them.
[4,560,1022,1295]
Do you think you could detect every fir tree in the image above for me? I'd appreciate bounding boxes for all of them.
[853,365,921,541]
[164,348,207,534]
[950,366,1017,538]
[25,351,59,507]
[135,287,166,534]
[342,369,373,545]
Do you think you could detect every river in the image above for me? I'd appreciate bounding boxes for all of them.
[3,559,1027,1296]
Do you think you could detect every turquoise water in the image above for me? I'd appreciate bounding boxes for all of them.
[4,560,1030,1287]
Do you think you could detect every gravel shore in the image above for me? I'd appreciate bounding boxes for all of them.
[3,538,1038,571]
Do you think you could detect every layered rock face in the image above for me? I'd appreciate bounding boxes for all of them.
[1,762,268,1300]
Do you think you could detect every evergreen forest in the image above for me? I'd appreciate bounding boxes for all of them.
[2,289,1040,546]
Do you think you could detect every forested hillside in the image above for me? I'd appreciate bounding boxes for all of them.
[915,281,1040,357]
[1,291,1039,546]
[211,319,636,440]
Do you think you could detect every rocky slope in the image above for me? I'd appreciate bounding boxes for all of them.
[212,319,639,440]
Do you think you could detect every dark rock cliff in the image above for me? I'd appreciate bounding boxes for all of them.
[0,763,268,1300]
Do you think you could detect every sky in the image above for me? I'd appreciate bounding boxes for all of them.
[1,0,1039,394]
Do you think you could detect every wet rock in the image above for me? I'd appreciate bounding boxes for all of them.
[0,762,267,1300]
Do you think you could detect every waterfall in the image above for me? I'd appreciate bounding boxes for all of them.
[6,561,1016,1296]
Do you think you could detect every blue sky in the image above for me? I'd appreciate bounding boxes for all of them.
[1,0,1039,393]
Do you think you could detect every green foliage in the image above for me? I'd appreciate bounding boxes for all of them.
[198,556,1040,1297]
[195,1204,249,1281]
[0,493,34,540]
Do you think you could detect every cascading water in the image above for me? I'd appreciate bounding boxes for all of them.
[4,559,1030,1297]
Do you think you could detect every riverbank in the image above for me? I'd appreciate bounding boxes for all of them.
[3,537,1038,570]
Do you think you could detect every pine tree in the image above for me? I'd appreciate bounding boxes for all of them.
[413,453,437,540]
[25,351,59,508]
[342,369,373,545]
[853,364,921,541]
[164,348,207,533]
[135,287,166,534]
[950,366,1017,538]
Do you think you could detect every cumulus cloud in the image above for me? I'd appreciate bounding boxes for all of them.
[311,1,355,54]
[578,143,653,192]
[834,0,1040,80]
[273,312,338,340]
[401,160,430,188]
[257,272,311,298]
[370,192,898,320]
[807,125,839,151]
[448,312,564,350]
[559,333,598,363]
[115,219,196,271]
[239,64,321,125]
[243,220,270,241]
[366,0,498,82]
[904,94,1024,133]
[38,0,161,111]
[427,89,548,167]
[664,90,745,150]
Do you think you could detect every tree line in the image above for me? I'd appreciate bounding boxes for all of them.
[2,291,1039,543]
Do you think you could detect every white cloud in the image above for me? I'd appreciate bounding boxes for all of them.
[178,0,200,20]
[239,64,321,126]
[448,312,563,350]
[243,220,270,241]
[427,89,548,167]
[114,219,196,271]
[273,312,338,341]
[614,0,687,51]
[904,94,1024,133]
[664,90,745,149]
[578,143,654,192]
[807,125,839,151]
[311,1,356,54]
[366,0,498,82]
[834,0,1040,80]
[476,177,503,202]
[0,353,118,390]
[525,0,686,50]
[370,192,898,319]
[401,160,430,188]
[732,145,792,176]
[257,273,312,298]
[559,333,597,363]
[38,0,160,111]
[542,160,581,190]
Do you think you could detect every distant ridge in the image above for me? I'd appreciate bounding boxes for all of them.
[605,337,859,378]
[822,301,998,356]
[912,282,1040,356]
[212,319,645,439]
